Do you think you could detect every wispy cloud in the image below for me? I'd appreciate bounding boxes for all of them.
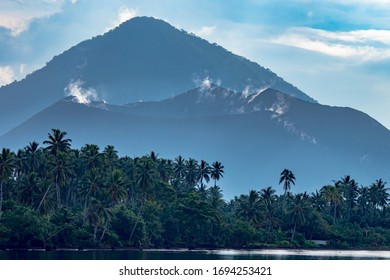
[0,0,75,36]
[271,27,390,61]
[106,6,137,31]
[0,66,14,86]
[194,25,216,38]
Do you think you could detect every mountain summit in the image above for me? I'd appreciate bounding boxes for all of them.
[0,16,314,135]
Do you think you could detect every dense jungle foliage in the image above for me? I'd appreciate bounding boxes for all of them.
[0,129,390,250]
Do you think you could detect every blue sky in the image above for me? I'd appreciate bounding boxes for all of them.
[1,0,390,128]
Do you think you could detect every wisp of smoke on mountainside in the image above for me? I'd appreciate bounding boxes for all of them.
[65,80,99,104]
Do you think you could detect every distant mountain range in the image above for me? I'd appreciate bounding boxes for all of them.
[1,17,389,198]
[1,85,390,197]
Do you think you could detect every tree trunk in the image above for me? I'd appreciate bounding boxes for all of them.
[128,201,144,244]
[37,184,52,212]
[55,174,61,209]
[291,222,297,243]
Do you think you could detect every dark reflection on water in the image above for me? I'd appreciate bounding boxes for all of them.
[0,249,384,260]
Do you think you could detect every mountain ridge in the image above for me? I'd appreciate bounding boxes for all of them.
[0,16,315,135]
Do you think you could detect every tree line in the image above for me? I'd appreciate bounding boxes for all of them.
[0,129,389,250]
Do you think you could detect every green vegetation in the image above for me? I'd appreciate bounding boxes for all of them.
[0,129,390,250]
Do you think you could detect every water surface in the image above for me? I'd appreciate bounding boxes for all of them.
[1,249,390,260]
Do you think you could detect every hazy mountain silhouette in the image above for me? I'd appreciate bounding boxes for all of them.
[1,87,389,198]
[0,16,314,135]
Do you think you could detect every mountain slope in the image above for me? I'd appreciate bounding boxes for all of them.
[0,16,315,135]
[1,88,389,198]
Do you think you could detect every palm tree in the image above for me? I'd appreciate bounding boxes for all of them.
[24,141,42,173]
[79,168,104,214]
[279,169,295,214]
[86,197,113,242]
[36,177,56,214]
[47,152,74,208]
[369,179,389,212]
[80,144,103,171]
[207,185,225,245]
[236,190,262,227]
[310,190,324,212]
[260,187,277,241]
[149,151,159,162]
[288,193,309,242]
[173,155,186,190]
[103,145,118,171]
[279,169,295,195]
[260,186,276,206]
[198,160,211,189]
[321,185,342,223]
[208,185,225,220]
[185,158,198,191]
[43,129,72,156]
[18,172,39,207]
[105,169,128,203]
[336,175,358,222]
[0,148,16,220]
[211,161,224,187]
[129,158,157,243]
[157,159,173,183]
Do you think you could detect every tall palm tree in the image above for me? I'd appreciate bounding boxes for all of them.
[211,161,224,187]
[80,168,104,214]
[185,158,199,191]
[207,185,225,245]
[103,145,118,172]
[0,148,16,220]
[18,172,39,207]
[24,141,42,173]
[173,155,186,187]
[86,197,113,242]
[279,169,295,195]
[260,186,277,241]
[47,152,74,208]
[279,169,295,214]
[36,177,56,214]
[310,190,324,212]
[321,185,342,223]
[288,193,309,242]
[129,158,157,243]
[43,129,72,156]
[208,185,224,219]
[198,160,211,189]
[369,179,389,212]
[336,175,358,222]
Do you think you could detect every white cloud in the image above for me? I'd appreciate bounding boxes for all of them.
[65,80,99,104]
[271,27,390,61]
[0,0,66,36]
[194,25,216,38]
[0,66,15,86]
[106,6,137,31]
